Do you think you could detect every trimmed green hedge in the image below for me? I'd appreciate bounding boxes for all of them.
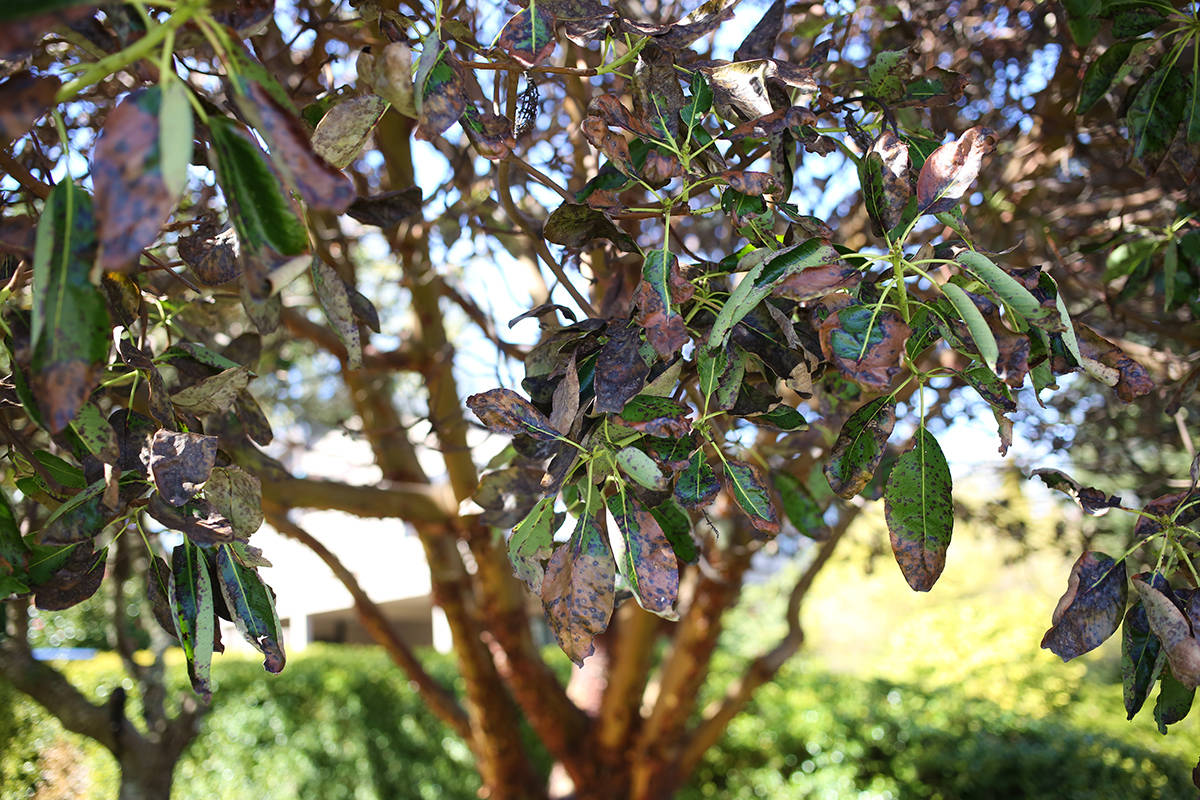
[3,643,1196,800]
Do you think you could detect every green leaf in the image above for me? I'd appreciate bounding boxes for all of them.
[31,181,110,433]
[160,79,194,197]
[1153,670,1195,733]
[1062,0,1101,45]
[962,363,1016,412]
[1163,238,1178,310]
[1122,586,1165,720]
[606,490,678,619]
[675,449,719,507]
[208,116,309,256]
[169,541,216,699]
[708,238,839,348]
[941,282,998,372]
[39,480,106,546]
[884,428,953,592]
[649,499,697,564]
[751,405,808,430]
[544,203,638,251]
[1110,7,1165,36]
[680,71,713,132]
[496,3,557,68]
[618,395,692,438]
[0,0,92,21]
[615,446,668,491]
[773,472,826,539]
[956,250,1058,328]
[698,344,726,401]
[1188,65,1200,144]
[69,402,119,463]
[509,496,557,592]
[1078,41,1136,114]
[723,459,779,537]
[214,543,285,673]
[1127,63,1187,159]
[824,397,897,499]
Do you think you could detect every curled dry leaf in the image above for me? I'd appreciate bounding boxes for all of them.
[725,106,814,140]
[884,428,953,592]
[721,170,780,196]
[1133,576,1200,689]
[149,429,218,506]
[866,131,911,230]
[32,543,106,611]
[346,188,424,229]
[1041,551,1127,661]
[541,0,614,45]
[915,126,997,214]
[177,216,241,286]
[542,507,616,666]
[1075,325,1154,402]
[1133,491,1200,539]
[466,388,560,440]
[773,260,861,301]
[1122,572,1169,719]
[1030,467,1122,515]
[463,105,516,160]
[544,203,637,251]
[582,115,635,173]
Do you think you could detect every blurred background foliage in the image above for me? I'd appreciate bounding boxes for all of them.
[5,470,1196,799]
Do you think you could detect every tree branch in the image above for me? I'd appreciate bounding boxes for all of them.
[264,504,472,739]
[675,507,860,779]
[258,475,455,522]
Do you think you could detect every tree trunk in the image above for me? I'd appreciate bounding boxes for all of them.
[116,754,177,800]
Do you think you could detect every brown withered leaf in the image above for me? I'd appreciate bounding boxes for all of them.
[722,170,780,196]
[594,321,649,413]
[1041,551,1127,661]
[1030,468,1123,515]
[816,297,910,390]
[473,466,547,528]
[541,508,616,666]
[147,493,236,546]
[467,388,560,440]
[915,126,997,214]
[0,71,58,141]
[634,250,692,359]
[544,203,637,251]
[541,0,614,44]
[93,88,178,271]
[618,395,692,438]
[774,260,861,301]
[588,95,657,137]
[311,94,388,169]
[178,216,241,286]
[1133,576,1200,689]
[1076,325,1154,402]
[550,351,581,435]
[149,429,218,506]
[991,322,1030,388]
[346,188,424,229]
[496,3,558,68]
[0,214,35,256]
[171,366,252,417]
[726,106,816,140]
[462,105,516,160]
[204,466,263,539]
[640,150,682,187]
[582,116,635,173]
[238,81,356,213]
[32,543,106,611]
[109,409,156,476]
[606,492,678,618]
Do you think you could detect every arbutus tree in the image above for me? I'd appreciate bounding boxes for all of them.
[1,0,1199,798]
